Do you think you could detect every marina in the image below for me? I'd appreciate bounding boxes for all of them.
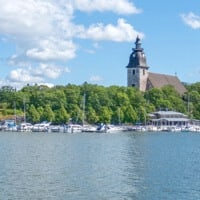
[1,122,200,133]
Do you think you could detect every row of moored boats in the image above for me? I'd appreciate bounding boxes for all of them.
[1,121,200,133]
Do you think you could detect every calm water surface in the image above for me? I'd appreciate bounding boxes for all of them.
[0,132,200,200]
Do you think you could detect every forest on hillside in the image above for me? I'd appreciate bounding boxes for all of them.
[0,82,200,124]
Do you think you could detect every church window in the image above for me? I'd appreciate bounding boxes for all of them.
[132,70,135,75]
[143,69,145,75]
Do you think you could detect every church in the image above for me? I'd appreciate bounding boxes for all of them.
[126,36,187,95]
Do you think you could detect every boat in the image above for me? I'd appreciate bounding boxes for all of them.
[50,125,62,133]
[82,125,98,133]
[167,126,182,132]
[96,123,108,133]
[17,123,33,132]
[64,124,83,133]
[96,124,128,133]
[105,125,128,133]
[0,120,17,131]
[32,121,51,132]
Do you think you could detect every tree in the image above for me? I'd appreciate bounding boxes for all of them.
[54,105,70,124]
[123,105,138,123]
[144,88,163,109]
[27,104,40,123]
[86,107,99,124]
[41,104,55,122]
[98,106,112,124]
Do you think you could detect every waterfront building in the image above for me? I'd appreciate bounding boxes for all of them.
[149,111,189,127]
[148,110,200,132]
[126,36,187,95]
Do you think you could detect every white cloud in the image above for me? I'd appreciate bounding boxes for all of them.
[0,0,142,86]
[89,75,103,82]
[72,0,141,14]
[0,0,142,64]
[79,18,144,42]
[0,0,76,61]
[26,38,76,61]
[8,68,44,83]
[35,63,70,79]
[0,0,56,37]
[7,64,70,85]
[181,12,200,29]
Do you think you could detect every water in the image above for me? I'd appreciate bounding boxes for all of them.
[0,132,200,200]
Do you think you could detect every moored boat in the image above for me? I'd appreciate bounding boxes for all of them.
[32,121,51,132]
[17,123,33,132]
[64,124,83,133]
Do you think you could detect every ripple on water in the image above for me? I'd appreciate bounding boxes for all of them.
[0,132,200,199]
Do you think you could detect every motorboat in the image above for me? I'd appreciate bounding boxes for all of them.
[32,121,51,132]
[17,123,33,132]
[96,124,128,133]
[64,124,83,133]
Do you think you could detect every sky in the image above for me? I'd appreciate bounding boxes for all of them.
[0,0,200,89]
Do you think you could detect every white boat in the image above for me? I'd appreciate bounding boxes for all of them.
[181,125,200,132]
[64,124,83,133]
[96,123,108,133]
[17,123,33,132]
[50,125,62,132]
[82,125,97,133]
[0,120,17,131]
[167,126,182,132]
[106,125,128,133]
[96,124,127,133]
[32,122,51,132]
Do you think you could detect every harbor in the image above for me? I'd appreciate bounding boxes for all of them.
[1,121,200,133]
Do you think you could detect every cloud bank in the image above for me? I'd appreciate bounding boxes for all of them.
[0,0,143,88]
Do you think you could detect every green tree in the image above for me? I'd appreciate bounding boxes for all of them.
[41,104,55,122]
[123,105,138,123]
[27,104,40,123]
[54,105,70,124]
[98,106,112,124]
[86,107,99,124]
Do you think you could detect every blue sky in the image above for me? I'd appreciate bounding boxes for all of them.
[0,0,200,89]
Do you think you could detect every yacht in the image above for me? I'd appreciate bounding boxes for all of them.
[17,123,33,132]
[32,121,51,132]
[64,124,83,133]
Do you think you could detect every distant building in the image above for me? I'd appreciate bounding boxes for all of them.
[149,111,189,127]
[126,36,187,95]
[148,110,200,128]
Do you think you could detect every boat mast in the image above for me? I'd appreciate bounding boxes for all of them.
[118,107,121,125]
[14,101,16,124]
[23,97,26,123]
[82,93,86,125]
[187,93,190,115]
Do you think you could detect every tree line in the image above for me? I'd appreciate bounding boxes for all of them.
[0,82,199,124]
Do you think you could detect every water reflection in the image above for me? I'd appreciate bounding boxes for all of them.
[1,132,200,199]
[59,133,147,199]
[0,132,147,200]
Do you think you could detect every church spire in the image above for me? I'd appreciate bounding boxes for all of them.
[126,36,149,91]
[126,36,148,69]
[135,35,142,50]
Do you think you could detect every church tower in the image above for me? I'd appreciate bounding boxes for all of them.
[126,36,149,92]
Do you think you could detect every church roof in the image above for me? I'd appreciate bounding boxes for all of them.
[148,72,187,95]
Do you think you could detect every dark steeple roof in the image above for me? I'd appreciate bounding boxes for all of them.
[126,36,149,69]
